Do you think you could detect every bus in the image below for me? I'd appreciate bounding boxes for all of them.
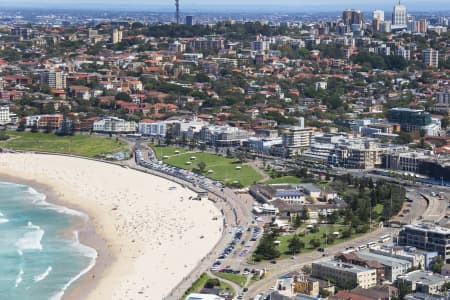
[379,234,391,243]
[367,241,377,248]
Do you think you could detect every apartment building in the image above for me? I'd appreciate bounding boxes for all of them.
[422,49,439,68]
[312,260,377,289]
[138,120,167,137]
[398,224,450,263]
[199,125,249,147]
[40,71,67,89]
[282,126,314,157]
[0,105,11,125]
[93,117,137,133]
[357,251,411,282]
[398,270,448,295]
[334,141,383,169]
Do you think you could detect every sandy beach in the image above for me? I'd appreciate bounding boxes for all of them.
[0,153,224,300]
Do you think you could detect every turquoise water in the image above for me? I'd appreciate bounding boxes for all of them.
[0,182,97,300]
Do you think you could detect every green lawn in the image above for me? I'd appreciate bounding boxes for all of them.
[0,132,128,158]
[151,145,262,187]
[183,273,234,299]
[151,144,188,159]
[213,272,248,287]
[276,225,367,258]
[264,176,303,184]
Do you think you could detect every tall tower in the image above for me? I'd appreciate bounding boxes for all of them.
[392,1,407,26]
[175,0,180,24]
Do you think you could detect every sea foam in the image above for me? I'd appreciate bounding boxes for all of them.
[15,222,44,255]
[49,232,97,300]
[27,187,87,219]
[34,266,52,283]
[15,269,24,288]
[0,218,9,224]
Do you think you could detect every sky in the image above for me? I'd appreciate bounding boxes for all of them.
[0,0,449,11]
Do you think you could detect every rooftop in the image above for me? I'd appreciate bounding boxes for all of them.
[314,260,374,274]
[403,224,450,235]
[399,270,447,285]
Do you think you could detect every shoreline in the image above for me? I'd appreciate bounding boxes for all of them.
[0,153,224,299]
[0,173,111,300]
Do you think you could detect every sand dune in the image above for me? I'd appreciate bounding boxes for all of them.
[0,153,223,300]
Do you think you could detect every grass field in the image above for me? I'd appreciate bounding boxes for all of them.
[151,145,262,186]
[182,273,234,299]
[212,272,248,287]
[264,176,303,184]
[275,225,368,258]
[0,132,128,158]
[152,144,187,159]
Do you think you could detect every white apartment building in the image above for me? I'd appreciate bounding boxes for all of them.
[312,260,377,289]
[392,3,407,26]
[138,121,167,137]
[93,117,137,133]
[0,106,11,125]
[282,126,314,156]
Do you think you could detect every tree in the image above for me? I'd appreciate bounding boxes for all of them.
[288,235,305,254]
[197,161,206,173]
[17,120,26,132]
[292,214,303,228]
[204,278,220,289]
[300,209,309,221]
[254,234,281,261]
[199,143,206,152]
[115,92,132,102]
[397,281,412,300]
[31,124,39,133]
[430,256,444,273]
[309,238,321,249]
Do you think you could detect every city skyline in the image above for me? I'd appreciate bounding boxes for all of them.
[1,0,450,11]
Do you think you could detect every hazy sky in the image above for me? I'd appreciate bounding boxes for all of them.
[1,0,449,11]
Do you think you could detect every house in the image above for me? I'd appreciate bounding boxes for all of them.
[69,85,91,100]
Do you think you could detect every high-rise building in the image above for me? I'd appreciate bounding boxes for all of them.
[343,9,363,26]
[112,28,123,44]
[392,2,407,26]
[422,48,439,68]
[372,10,385,31]
[373,10,385,21]
[40,71,67,89]
[185,15,193,26]
[380,21,392,33]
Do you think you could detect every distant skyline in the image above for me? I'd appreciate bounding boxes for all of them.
[1,0,450,11]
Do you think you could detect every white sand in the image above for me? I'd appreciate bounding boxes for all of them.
[0,153,223,299]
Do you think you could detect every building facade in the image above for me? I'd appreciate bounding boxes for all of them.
[312,260,377,289]
[398,224,450,263]
[93,117,137,133]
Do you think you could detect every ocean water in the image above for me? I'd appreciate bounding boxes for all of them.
[0,182,97,300]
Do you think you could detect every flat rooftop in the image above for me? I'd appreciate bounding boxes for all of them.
[403,224,450,234]
[314,260,373,274]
